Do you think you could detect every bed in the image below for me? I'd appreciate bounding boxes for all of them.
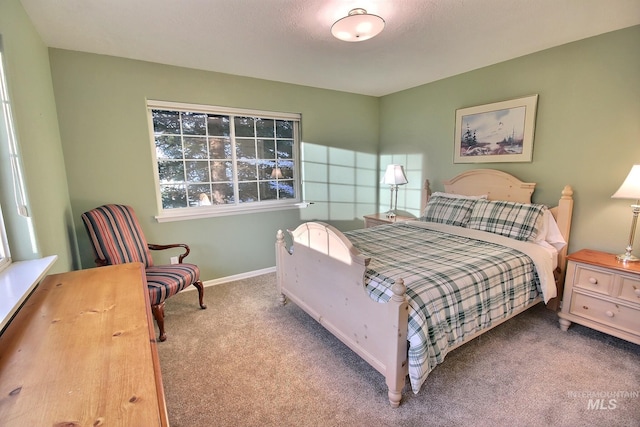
[275,169,574,407]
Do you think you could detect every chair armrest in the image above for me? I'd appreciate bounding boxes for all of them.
[148,243,191,263]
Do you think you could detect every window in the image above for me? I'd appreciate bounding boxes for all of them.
[148,101,301,221]
[0,41,16,272]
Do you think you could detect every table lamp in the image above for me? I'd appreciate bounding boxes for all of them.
[612,164,640,262]
[381,164,408,218]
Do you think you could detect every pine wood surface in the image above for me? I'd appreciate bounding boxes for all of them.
[0,263,167,427]
[568,248,640,274]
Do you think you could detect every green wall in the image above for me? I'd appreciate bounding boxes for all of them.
[48,50,379,279]
[0,0,74,273]
[3,0,639,280]
[380,25,640,256]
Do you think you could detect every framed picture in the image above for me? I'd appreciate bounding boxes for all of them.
[453,95,538,163]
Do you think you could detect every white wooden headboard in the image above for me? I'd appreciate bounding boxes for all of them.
[420,169,536,213]
[443,169,535,203]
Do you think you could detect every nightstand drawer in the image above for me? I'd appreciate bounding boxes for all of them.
[617,275,640,306]
[570,292,640,333]
[573,265,614,295]
[365,217,389,227]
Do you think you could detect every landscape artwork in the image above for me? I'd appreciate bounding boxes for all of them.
[454,95,538,163]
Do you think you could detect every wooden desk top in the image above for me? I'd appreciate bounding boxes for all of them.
[0,263,168,426]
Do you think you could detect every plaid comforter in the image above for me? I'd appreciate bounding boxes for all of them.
[343,221,551,393]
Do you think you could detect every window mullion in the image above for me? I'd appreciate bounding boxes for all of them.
[229,116,240,206]
[180,113,189,206]
[254,119,260,202]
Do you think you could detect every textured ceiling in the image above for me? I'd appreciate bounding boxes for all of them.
[20,0,640,96]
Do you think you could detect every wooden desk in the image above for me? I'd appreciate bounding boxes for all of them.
[0,263,168,426]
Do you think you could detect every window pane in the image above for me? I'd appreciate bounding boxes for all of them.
[238,182,258,202]
[257,139,276,159]
[235,117,255,137]
[212,183,234,204]
[207,114,230,136]
[277,180,295,199]
[276,120,293,138]
[236,139,256,159]
[153,110,181,135]
[158,161,184,182]
[277,160,294,179]
[187,184,212,206]
[183,137,208,159]
[181,112,206,135]
[237,160,257,181]
[209,137,232,159]
[260,181,278,200]
[185,161,210,182]
[277,140,293,159]
[155,135,183,159]
[161,185,187,209]
[256,118,275,137]
[210,161,232,182]
[257,160,276,180]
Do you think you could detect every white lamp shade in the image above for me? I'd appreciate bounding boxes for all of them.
[612,165,640,200]
[381,164,408,185]
[331,8,385,42]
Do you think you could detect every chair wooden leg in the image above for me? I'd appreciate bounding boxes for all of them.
[151,302,167,342]
[193,281,207,309]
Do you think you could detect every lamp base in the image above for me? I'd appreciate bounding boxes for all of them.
[386,211,396,218]
[616,253,640,262]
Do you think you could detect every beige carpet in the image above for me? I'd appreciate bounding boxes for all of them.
[157,273,639,427]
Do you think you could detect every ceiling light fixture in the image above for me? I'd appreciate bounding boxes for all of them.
[331,8,385,42]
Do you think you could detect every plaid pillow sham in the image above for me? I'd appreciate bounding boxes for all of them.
[467,199,545,242]
[421,193,480,227]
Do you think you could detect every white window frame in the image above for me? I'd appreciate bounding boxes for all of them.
[0,44,14,273]
[0,205,10,274]
[147,100,303,222]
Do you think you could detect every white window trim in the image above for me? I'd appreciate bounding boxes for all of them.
[0,255,57,332]
[147,100,303,222]
[155,201,312,223]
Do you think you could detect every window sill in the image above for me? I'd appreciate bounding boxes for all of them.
[0,255,57,333]
[155,202,312,223]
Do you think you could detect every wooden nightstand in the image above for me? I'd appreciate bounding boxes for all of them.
[558,249,640,345]
[363,213,414,228]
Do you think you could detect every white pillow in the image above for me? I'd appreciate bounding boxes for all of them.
[535,209,567,251]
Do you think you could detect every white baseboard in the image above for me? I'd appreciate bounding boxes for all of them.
[180,266,276,291]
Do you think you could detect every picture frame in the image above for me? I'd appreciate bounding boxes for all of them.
[453,95,538,163]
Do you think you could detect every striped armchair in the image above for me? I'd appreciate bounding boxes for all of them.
[81,204,206,341]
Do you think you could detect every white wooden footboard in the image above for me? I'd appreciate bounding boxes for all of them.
[276,222,409,407]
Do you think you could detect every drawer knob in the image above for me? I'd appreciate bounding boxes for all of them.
[634,288,640,296]
[588,277,598,285]
[605,310,614,318]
